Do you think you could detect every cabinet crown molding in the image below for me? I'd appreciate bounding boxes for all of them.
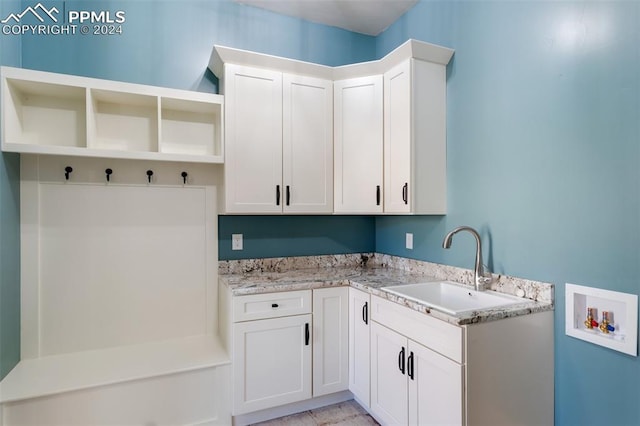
[208,39,454,81]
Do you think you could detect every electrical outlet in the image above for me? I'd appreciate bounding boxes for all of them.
[232,234,243,251]
[406,233,413,250]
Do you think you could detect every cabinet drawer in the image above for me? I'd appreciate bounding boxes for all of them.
[371,295,464,363]
[233,290,312,322]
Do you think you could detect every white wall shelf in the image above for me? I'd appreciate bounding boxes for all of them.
[566,283,638,356]
[1,66,224,164]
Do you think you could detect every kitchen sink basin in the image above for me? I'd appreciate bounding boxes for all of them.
[382,281,525,315]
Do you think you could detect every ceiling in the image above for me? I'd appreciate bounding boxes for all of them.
[234,0,419,36]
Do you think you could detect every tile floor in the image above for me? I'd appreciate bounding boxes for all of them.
[252,400,379,426]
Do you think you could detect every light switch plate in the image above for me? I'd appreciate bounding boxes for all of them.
[232,234,243,251]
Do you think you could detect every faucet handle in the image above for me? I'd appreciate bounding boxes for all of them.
[478,264,496,286]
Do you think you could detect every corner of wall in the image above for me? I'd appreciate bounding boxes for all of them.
[0,153,21,380]
[0,0,23,382]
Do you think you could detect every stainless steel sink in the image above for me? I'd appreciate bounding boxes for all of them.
[382,281,525,315]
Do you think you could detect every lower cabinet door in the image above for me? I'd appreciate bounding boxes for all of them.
[233,314,312,414]
[409,340,464,426]
[349,287,371,407]
[370,321,409,425]
[313,287,349,396]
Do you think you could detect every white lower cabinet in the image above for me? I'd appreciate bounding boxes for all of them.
[370,322,463,426]
[370,322,410,424]
[409,339,463,426]
[230,287,349,417]
[348,287,371,407]
[233,313,312,414]
[368,295,554,426]
[313,287,349,396]
[229,289,553,424]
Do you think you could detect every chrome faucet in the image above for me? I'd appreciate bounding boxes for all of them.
[442,226,494,291]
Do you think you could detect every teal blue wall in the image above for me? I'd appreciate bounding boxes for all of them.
[0,0,22,381]
[219,216,374,260]
[21,0,375,91]
[376,2,640,425]
[6,1,640,424]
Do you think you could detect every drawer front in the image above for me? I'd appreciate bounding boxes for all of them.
[371,295,464,363]
[233,290,312,322]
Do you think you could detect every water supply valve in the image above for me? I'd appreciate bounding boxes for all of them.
[584,307,598,329]
[599,311,615,334]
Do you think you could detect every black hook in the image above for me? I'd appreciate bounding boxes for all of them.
[146,170,154,183]
[64,166,73,180]
[181,171,188,184]
[105,168,112,182]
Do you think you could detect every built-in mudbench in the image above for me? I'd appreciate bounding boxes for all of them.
[0,67,231,425]
[0,155,230,425]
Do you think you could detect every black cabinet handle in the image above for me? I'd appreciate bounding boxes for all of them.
[305,323,310,346]
[286,185,290,206]
[362,301,368,325]
[376,185,381,206]
[408,351,415,380]
[276,185,281,206]
[398,346,406,374]
[271,303,279,308]
[402,182,408,205]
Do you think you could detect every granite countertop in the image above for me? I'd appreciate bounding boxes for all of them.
[219,254,555,326]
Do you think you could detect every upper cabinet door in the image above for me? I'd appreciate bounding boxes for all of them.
[283,74,333,213]
[384,60,412,214]
[384,59,447,215]
[334,75,384,214]
[224,64,283,213]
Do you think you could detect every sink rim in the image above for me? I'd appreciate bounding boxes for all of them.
[381,281,526,315]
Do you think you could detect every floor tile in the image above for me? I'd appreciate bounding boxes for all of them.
[252,400,379,426]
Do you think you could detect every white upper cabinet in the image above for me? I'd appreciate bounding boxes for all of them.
[283,74,333,213]
[334,75,383,214]
[224,64,283,213]
[1,67,224,163]
[384,59,447,214]
[222,64,333,214]
[209,39,454,215]
[384,60,412,213]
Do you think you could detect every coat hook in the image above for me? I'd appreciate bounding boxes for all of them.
[146,170,154,183]
[105,168,113,182]
[181,171,188,185]
[64,166,73,180]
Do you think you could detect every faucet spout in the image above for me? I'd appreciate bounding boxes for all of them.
[442,226,493,291]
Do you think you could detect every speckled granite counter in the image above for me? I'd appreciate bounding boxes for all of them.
[219,253,554,326]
